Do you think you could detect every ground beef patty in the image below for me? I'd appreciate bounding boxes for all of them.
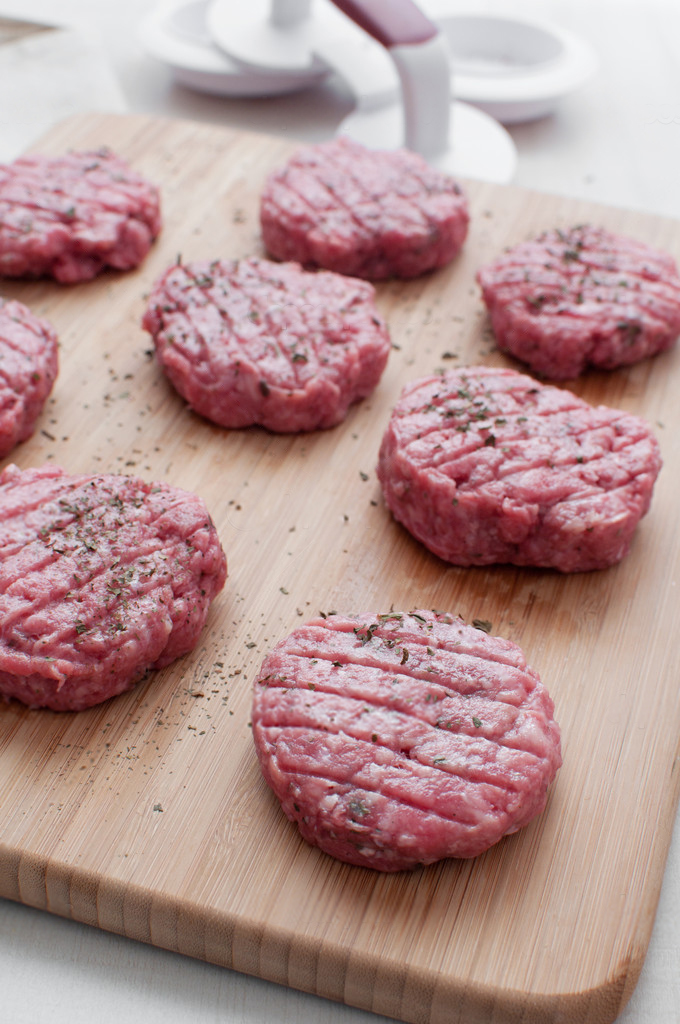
[477,224,680,379]
[252,610,561,870]
[142,256,391,432]
[260,137,469,280]
[0,298,58,457]
[0,148,161,283]
[376,366,661,572]
[0,463,227,711]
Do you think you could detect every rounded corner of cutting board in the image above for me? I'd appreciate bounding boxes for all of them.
[247,920,648,1024]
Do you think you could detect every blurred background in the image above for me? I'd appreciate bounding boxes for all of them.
[1,0,679,216]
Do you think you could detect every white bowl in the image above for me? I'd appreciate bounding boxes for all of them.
[435,12,599,123]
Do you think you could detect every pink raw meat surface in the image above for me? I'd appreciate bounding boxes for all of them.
[252,610,561,871]
[0,463,227,711]
[376,366,661,572]
[260,136,469,280]
[0,298,58,457]
[477,224,680,379]
[142,256,391,432]
[0,148,161,283]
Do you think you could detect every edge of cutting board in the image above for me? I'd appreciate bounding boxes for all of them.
[0,111,679,1024]
[0,843,657,1024]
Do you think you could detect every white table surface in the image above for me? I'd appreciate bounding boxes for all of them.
[0,1,678,1022]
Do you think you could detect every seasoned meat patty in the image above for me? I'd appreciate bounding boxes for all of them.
[477,225,680,379]
[260,136,469,280]
[0,298,58,457]
[0,148,161,283]
[142,256,391,432]
[376,366,661,572]
[0,464,227,711]
[252,610,561,871]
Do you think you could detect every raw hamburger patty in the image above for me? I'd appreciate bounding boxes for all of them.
[142,256,391,432]
[477,224,680,379]
[260,136,469,280]
[0,463,227,711]
[0,148,161,283]
[376,366,661,572]
[0,298,58,457]
[252,610,561,870]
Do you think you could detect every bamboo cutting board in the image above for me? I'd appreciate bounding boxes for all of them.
[0,112,679,1024]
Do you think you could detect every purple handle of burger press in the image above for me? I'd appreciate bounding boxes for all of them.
[331,0,451,162]
[329,0,438,49]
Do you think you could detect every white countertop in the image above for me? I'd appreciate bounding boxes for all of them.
[0,2,679,1022]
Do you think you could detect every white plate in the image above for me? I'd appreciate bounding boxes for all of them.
[340,98,517,184]
[433,11,599,123]
[139,0,328,97]
[205,0,399,111]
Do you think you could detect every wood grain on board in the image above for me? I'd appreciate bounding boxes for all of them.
[0,113,679,1024]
